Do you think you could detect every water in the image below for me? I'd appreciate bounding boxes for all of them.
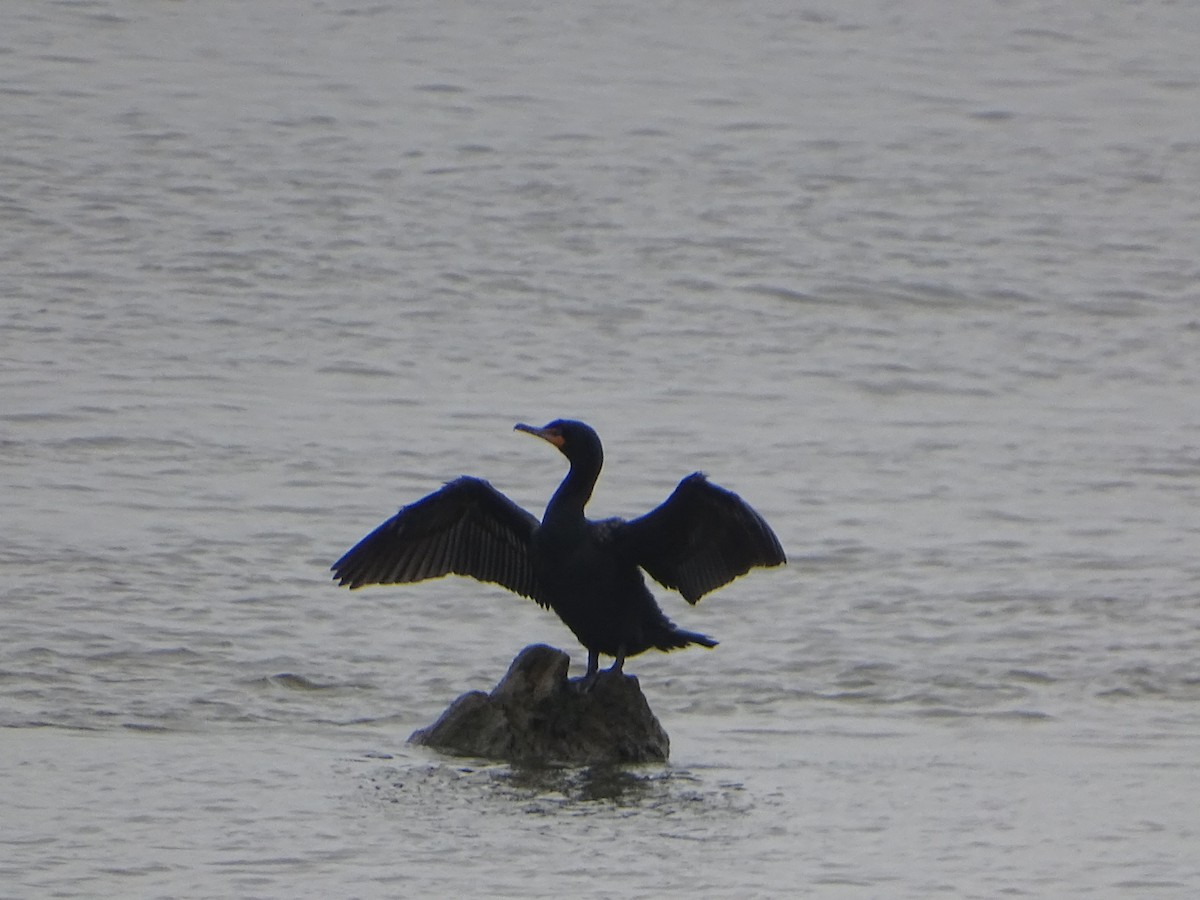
[3,1,1199,896]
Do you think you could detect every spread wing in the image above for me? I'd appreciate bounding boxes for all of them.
[331,476,543,603]
[614,472,785,604]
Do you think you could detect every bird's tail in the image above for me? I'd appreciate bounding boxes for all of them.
[656,627,718,652]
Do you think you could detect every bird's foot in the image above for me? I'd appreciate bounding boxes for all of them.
[574,671,601,694]
[572,648,626,692]
[572,649,602,693]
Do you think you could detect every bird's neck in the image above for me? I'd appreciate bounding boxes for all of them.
[543,456,600,528]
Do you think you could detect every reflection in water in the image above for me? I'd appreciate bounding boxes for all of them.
[367,759,748,815]
[502,763,679,805]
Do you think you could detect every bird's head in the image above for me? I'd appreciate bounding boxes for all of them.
[515,419,603,467]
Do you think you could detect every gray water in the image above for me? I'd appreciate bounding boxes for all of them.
[3,1,1199,897]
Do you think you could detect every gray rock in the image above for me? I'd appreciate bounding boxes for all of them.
[408,644,670,765]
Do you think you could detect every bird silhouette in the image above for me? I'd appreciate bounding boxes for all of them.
[332,419,785,681]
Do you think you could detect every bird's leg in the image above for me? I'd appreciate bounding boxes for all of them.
[607,646,626,676]
[576,648,603,693]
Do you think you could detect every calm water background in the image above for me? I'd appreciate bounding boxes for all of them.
[3,1,1199,897]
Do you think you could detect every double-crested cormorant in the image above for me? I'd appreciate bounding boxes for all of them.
[332,419,785,680]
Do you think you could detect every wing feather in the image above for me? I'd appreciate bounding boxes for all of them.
[331,476,542,602]
[615,472,785,604]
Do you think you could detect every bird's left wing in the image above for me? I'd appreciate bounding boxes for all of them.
[331,476,543,603]
[614,472,785,604]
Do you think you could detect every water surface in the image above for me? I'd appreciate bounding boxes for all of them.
[3,1,1198,897]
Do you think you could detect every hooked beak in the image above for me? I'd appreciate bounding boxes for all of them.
[514,422,565,448]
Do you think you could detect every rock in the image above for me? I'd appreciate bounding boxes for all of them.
[408,644,670,765]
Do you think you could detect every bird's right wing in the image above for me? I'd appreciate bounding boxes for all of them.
[331,476,543,604]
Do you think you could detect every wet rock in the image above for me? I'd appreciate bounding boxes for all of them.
[408,644,670,765]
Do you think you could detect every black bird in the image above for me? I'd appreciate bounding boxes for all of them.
[332,419,785,680]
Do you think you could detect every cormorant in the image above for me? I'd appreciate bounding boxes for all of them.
[332,419,785,680]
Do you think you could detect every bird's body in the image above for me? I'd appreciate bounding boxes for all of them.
[332,420,785,680]
[531,512,718,674]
